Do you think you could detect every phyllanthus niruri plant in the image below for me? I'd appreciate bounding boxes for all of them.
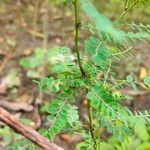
[20,0,150,149]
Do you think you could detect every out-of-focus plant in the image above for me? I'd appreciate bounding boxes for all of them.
[88,123,150,150]
[20,47,59,78]
[18,0,150,150]
[0,119,37,150]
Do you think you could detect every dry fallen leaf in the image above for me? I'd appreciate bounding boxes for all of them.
[140,67,148,80]
[17,94,31,103]
[60,133,74,142]
[60,133,82,143]
[83,99,88,105]
[23,48,32,56]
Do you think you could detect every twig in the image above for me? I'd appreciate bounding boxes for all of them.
[0,48,13,74]
[114,0,139,27]
[27,29,44,39]
[0,106,64,150]
[113,46,132,56]
[97,127,101,150]
[104,60,112,84]
[73,0,85,77]
[87,100,97,150]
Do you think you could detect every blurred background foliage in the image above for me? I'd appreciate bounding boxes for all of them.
[1,0,150,24]
[0,0,150,149]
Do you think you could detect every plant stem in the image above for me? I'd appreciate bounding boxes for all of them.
[125,0,130,10]
[87,100,97,150]
[97,127,101,150]
[73,0,85,77]
[73,0,95,148]
[114,0,138,27]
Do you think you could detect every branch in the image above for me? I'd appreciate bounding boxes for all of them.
[0,106,64,150]
[114,0,138,27]
[0,99,33,112]
[73,0,85,76]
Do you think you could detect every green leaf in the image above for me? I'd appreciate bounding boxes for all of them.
[137,143,150,150]
[67,105,79,126]
[94,85,116,103]
[20,48,45,68]
[85,37,111,70]
[76,141,89,150]
[81,0,150,45]
[80,0,128,45]
[51,46,74,73]
[34,48,44,59]
[134,124,149,141]
[101,142,115,150]
[51,84,59,93]
[86,91,100,108]
[126,75,134,83]
[47,104,70,141]
[47,115,55,121]
[47,100,62,114]
[37,77,54,91]
[144,76,150,87]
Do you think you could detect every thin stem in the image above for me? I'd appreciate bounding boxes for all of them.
[125,0,130,10]
[97,128,101,150]
[73,0,85,77]
[113,46,132,56]
[73,0,95,148]
[87,100,97,150]
[104,60,111,84]
[114,0,138,27]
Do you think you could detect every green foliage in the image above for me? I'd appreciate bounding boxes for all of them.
[126,75,138,91]
[0,127,40,150]
[51,46,74,73]
[0,127,14,147]
[20,46,75,78]
[85,37,111,70]
[35,34,150,147]
[144,76,150,87]
[126,75,134,83]
[36,59,83,140]
[125,22,150,33]
[20,48,45,68]
[77,123,150,150]
[34,77,60,93]
[8,139,40,150]
[18,0,150,149]
[80,0,150,45]
[97,124,150,150]
[47,103,70,140]
[45,100,80,141]
[80,0,128,44]
[86,83,150,141]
